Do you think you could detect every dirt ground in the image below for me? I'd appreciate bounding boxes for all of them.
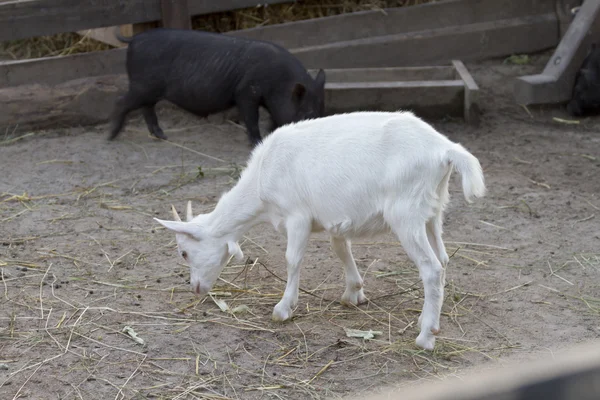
[1,52,599,400]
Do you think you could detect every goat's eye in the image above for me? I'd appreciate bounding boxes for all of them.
[181,251,188,260]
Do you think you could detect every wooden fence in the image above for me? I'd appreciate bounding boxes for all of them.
[0,0,580,90]
[0,0,291,41]
[0,0,584,131]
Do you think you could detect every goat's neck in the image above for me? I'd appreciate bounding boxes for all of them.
[206,178,264,240]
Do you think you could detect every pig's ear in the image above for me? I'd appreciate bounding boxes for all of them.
[292,83,306,101]
[315,69,326,89]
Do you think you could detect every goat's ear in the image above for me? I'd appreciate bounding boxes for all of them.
[153,218,203,239]
[227,241,244,262]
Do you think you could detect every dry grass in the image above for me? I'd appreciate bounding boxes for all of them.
[0,231,517,398]
[192,0,435,32]
[0,32,112,60]
[2,113,599,398]
[0,133,525,398]
[0,0,435,60]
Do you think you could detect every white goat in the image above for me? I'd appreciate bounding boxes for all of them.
[154,111,485,350]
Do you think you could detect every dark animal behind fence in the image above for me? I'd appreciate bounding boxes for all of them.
[567,43,600,117]
[108,28,326,146]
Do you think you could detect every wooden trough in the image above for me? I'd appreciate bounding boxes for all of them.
[312,61,479,124]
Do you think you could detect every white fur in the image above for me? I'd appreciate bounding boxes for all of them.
[154,111,485,351]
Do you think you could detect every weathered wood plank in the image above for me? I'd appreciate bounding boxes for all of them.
[514,0,600,105]
[161,0,191,30]
[310,67,456,82]
[452,60,480,124]
[0,48,127,88]
[0,0,159,42]
[228,0,557,50]
[0,75,129,132]
[324,80,465,119]
[0,0,292,42]
[291,14,558,68]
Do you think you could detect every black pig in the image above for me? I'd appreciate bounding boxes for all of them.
[108,28,326,146]
[567,43,600,117]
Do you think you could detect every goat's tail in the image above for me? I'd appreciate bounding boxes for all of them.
[445,144,486,203]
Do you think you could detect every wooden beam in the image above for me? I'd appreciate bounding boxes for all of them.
[514,0,600,105]
[0,74,129,133]
[324,80,465,120]
[161,0,191,30]
[0,48,127,88]
[290,14,558,69]
[228,0,557,50]
[0,0,292,42]
[311,66,456,82]
[452,60,480,125]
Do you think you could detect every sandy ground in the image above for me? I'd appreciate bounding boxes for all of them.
[1,52,599,399]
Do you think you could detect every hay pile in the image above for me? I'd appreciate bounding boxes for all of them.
[0,0,434,60]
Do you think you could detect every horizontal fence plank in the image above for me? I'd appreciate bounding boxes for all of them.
[291,14,558,68]
[0,74,129,132]
[228,0,557,50]
[0,14,556,87]
[0,0,292,42]
[0,48,126,88]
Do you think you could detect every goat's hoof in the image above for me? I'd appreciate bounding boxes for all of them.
[341,289,368,307]
[415,332,436,351]
[272,303,293,322]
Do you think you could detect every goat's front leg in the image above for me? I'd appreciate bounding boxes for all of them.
[330,236,368,306]
[272,217,311,322]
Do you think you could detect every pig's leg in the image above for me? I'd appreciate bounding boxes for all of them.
[142,105,167,140]
[235,96,263,147]
[108,91,145,140]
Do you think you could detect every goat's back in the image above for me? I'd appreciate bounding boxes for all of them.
[246,111,471,235]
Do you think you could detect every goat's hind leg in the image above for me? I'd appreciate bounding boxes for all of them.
[426,212,449,286]
[272,217,311,322]
[330,236,368,306]
[390,216,444,351]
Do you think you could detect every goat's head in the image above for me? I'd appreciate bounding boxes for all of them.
[153,201,244,297]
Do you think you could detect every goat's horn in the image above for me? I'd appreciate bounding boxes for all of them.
[170,204,182,222]
[186,201,193,222]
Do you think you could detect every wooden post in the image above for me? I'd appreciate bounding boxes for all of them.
[160,0,191,30]
[452,60,480,126]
